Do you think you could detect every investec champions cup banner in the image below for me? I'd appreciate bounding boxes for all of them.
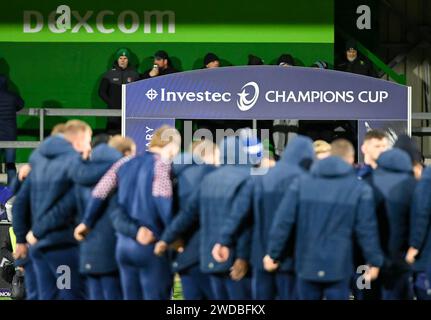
[124,66,410,152]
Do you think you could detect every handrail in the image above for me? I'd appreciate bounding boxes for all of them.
[17,108,121,117]
[412,113,431,120]
[0,141,41,149]
[0,108,121,149]
[3,110,427,149]
[44,108,121,117]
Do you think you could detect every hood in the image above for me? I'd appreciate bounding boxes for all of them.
[376,149,412,173]
[38,135,75,159]
[280,135,315,168]
[173,152,194,175]
[73,145,122,186]
[73,161,113,186]
[421,166,431,180]
[219,136,248,166]
[394,134,422,164]
[90,143,122,163]
[0,75,6,91]
[311,156,354,178]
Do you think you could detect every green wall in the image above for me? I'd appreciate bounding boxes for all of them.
[0,0,334,161]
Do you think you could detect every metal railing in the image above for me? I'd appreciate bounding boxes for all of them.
[0,109,429,150]
[0,108,121,149]
[412,113,431,136]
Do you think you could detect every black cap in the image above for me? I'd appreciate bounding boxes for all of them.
[248,54,264,65]
[345,39,358,51]
[277,54,295,66]
[204,53,219,66]
[394,134,423,164]
[154,50,169,60]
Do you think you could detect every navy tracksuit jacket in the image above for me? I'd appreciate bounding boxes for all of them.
[371,149,416,300]
[171,155,216,300]
[217,135,315,299]
[72,143,123,300]
[12,135,85,300]
[410,166,431,299]
[161,136,253,300]
[268,156,384,300]
[110,152,175,300]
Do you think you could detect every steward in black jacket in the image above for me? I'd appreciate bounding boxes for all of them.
[98,48,139,134]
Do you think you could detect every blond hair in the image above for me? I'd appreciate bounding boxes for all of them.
[149,125,180,148]
[64,120,92,136]
[108,135,136,155]
[313,140,331,156]
[51,123,66,136]
[331,139,354,158]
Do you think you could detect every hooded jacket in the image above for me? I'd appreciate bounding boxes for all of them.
[72,144,123,274]
[0,75,24,139]
[161,136,252,273]
[169,155,217,272]
[268,156,384,282]
[337,56,377,78]
[12,135,80,249]
[372,149,415,275]
[112,152,174,242]
[410,166,431,272]
[218,136,314,272]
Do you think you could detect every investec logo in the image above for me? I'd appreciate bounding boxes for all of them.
[23,8,175,34]
[145,81,260,111]
[0,290,11,297]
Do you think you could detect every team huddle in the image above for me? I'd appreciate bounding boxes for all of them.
[8,120,431,300]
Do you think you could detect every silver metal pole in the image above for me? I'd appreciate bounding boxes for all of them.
[39,108,45,141]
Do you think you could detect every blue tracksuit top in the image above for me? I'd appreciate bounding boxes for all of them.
[217,135,315,272]
[170,155,217,272]
[410,166,431,272]
[268,156,384,282]
[72,143,122,274]
[371,149,415,274]
[12,135,80,248]
[113,152,174,241]
[161,136,253,274]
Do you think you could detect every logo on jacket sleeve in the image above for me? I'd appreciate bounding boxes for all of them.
[237,81,259,111]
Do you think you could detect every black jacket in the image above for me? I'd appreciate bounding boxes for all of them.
[337,57,377,78]
[140,65,177,80]
[0,75,24,140]
[98,64,139,109]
